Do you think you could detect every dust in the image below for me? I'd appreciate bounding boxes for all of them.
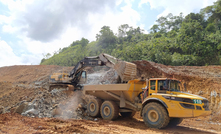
[57,91,83,119]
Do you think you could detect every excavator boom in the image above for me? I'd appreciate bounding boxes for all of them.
[49,53,137,89]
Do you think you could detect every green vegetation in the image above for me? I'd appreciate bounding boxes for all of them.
[41,0,221,66]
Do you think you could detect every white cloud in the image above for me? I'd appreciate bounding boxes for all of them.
[139,0,217,18]
[87,1,141,35]
[0,0,142,67]
[139,0,148,8]
[18,26,82,55]
[0,15,9,24]
[0,39,22,67]
[2,24,18,33]
[0,38,45,66]
[0,0,33,12]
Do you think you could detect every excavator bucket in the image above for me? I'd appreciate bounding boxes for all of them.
[100,53,137,82]
[114,61,137,82]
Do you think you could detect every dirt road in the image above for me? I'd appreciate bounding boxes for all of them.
[0,113,220,134]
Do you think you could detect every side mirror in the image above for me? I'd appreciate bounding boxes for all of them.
[183,83,187,91]
[79,71,87,84]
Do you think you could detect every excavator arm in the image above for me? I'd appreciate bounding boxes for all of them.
[69,56,104,78]
[49,53,137,88]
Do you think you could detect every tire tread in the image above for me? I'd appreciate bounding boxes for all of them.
[88,98,102,117]
[142,102,170,129]
[100,100,119,120]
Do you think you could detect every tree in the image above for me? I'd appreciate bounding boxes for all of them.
[201,0,221,22]
[96,26,117,53]
[71,38,89,47]
[118,24,130,37]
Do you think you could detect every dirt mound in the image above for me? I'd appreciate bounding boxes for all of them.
[0,65,74,117]
[0,65,73,83]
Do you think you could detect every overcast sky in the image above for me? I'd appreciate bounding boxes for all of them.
[0,0,217,67]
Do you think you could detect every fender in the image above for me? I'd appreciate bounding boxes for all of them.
[140,97,168,117]
[142,97,168,108]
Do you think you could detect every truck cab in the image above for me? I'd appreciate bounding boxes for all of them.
[141,78,211,128]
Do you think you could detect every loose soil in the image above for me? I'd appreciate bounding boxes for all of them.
[0,62,220,134]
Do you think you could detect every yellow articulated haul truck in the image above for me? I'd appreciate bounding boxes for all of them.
[84,78,211,129]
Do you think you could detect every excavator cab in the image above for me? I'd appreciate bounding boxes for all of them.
[78,71,87,84]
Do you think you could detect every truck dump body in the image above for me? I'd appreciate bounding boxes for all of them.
[83,79,145,109]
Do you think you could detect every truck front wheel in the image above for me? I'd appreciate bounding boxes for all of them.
[100,101,119,120]
[142,102,170,129]
[87,98,102,117]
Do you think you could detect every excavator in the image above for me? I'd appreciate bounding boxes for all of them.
[49,53,137,90]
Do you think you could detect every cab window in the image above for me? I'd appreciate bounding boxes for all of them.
[81,71,86,78]
[150,80,156,90]
[158,80,167,92]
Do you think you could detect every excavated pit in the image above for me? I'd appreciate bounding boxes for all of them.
[0,61,221,132]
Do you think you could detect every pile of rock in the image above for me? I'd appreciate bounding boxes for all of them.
[14,88,68,118]
[98,69,119,84]
[86,68,119,85]
[13,88,94,120]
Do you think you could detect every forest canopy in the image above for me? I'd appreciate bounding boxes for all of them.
[40,0,221,66]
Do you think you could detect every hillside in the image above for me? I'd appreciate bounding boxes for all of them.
[41,1,221,67]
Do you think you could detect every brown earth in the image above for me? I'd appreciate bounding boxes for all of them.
[0,113,220,134]
[0,62,221,133]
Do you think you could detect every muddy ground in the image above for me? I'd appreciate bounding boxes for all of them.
[0,62,221,134]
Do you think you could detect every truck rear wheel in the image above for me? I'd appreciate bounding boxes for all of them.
[87,98,102,117]
[120,111,136,118]
[142,102,170,129]
[100,101,119,120]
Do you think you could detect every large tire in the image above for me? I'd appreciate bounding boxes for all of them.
[142,102,170,129]
[87,98,102,117]
[100,101,119,120]
[120,111,136,118]
[168,118,183,127]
